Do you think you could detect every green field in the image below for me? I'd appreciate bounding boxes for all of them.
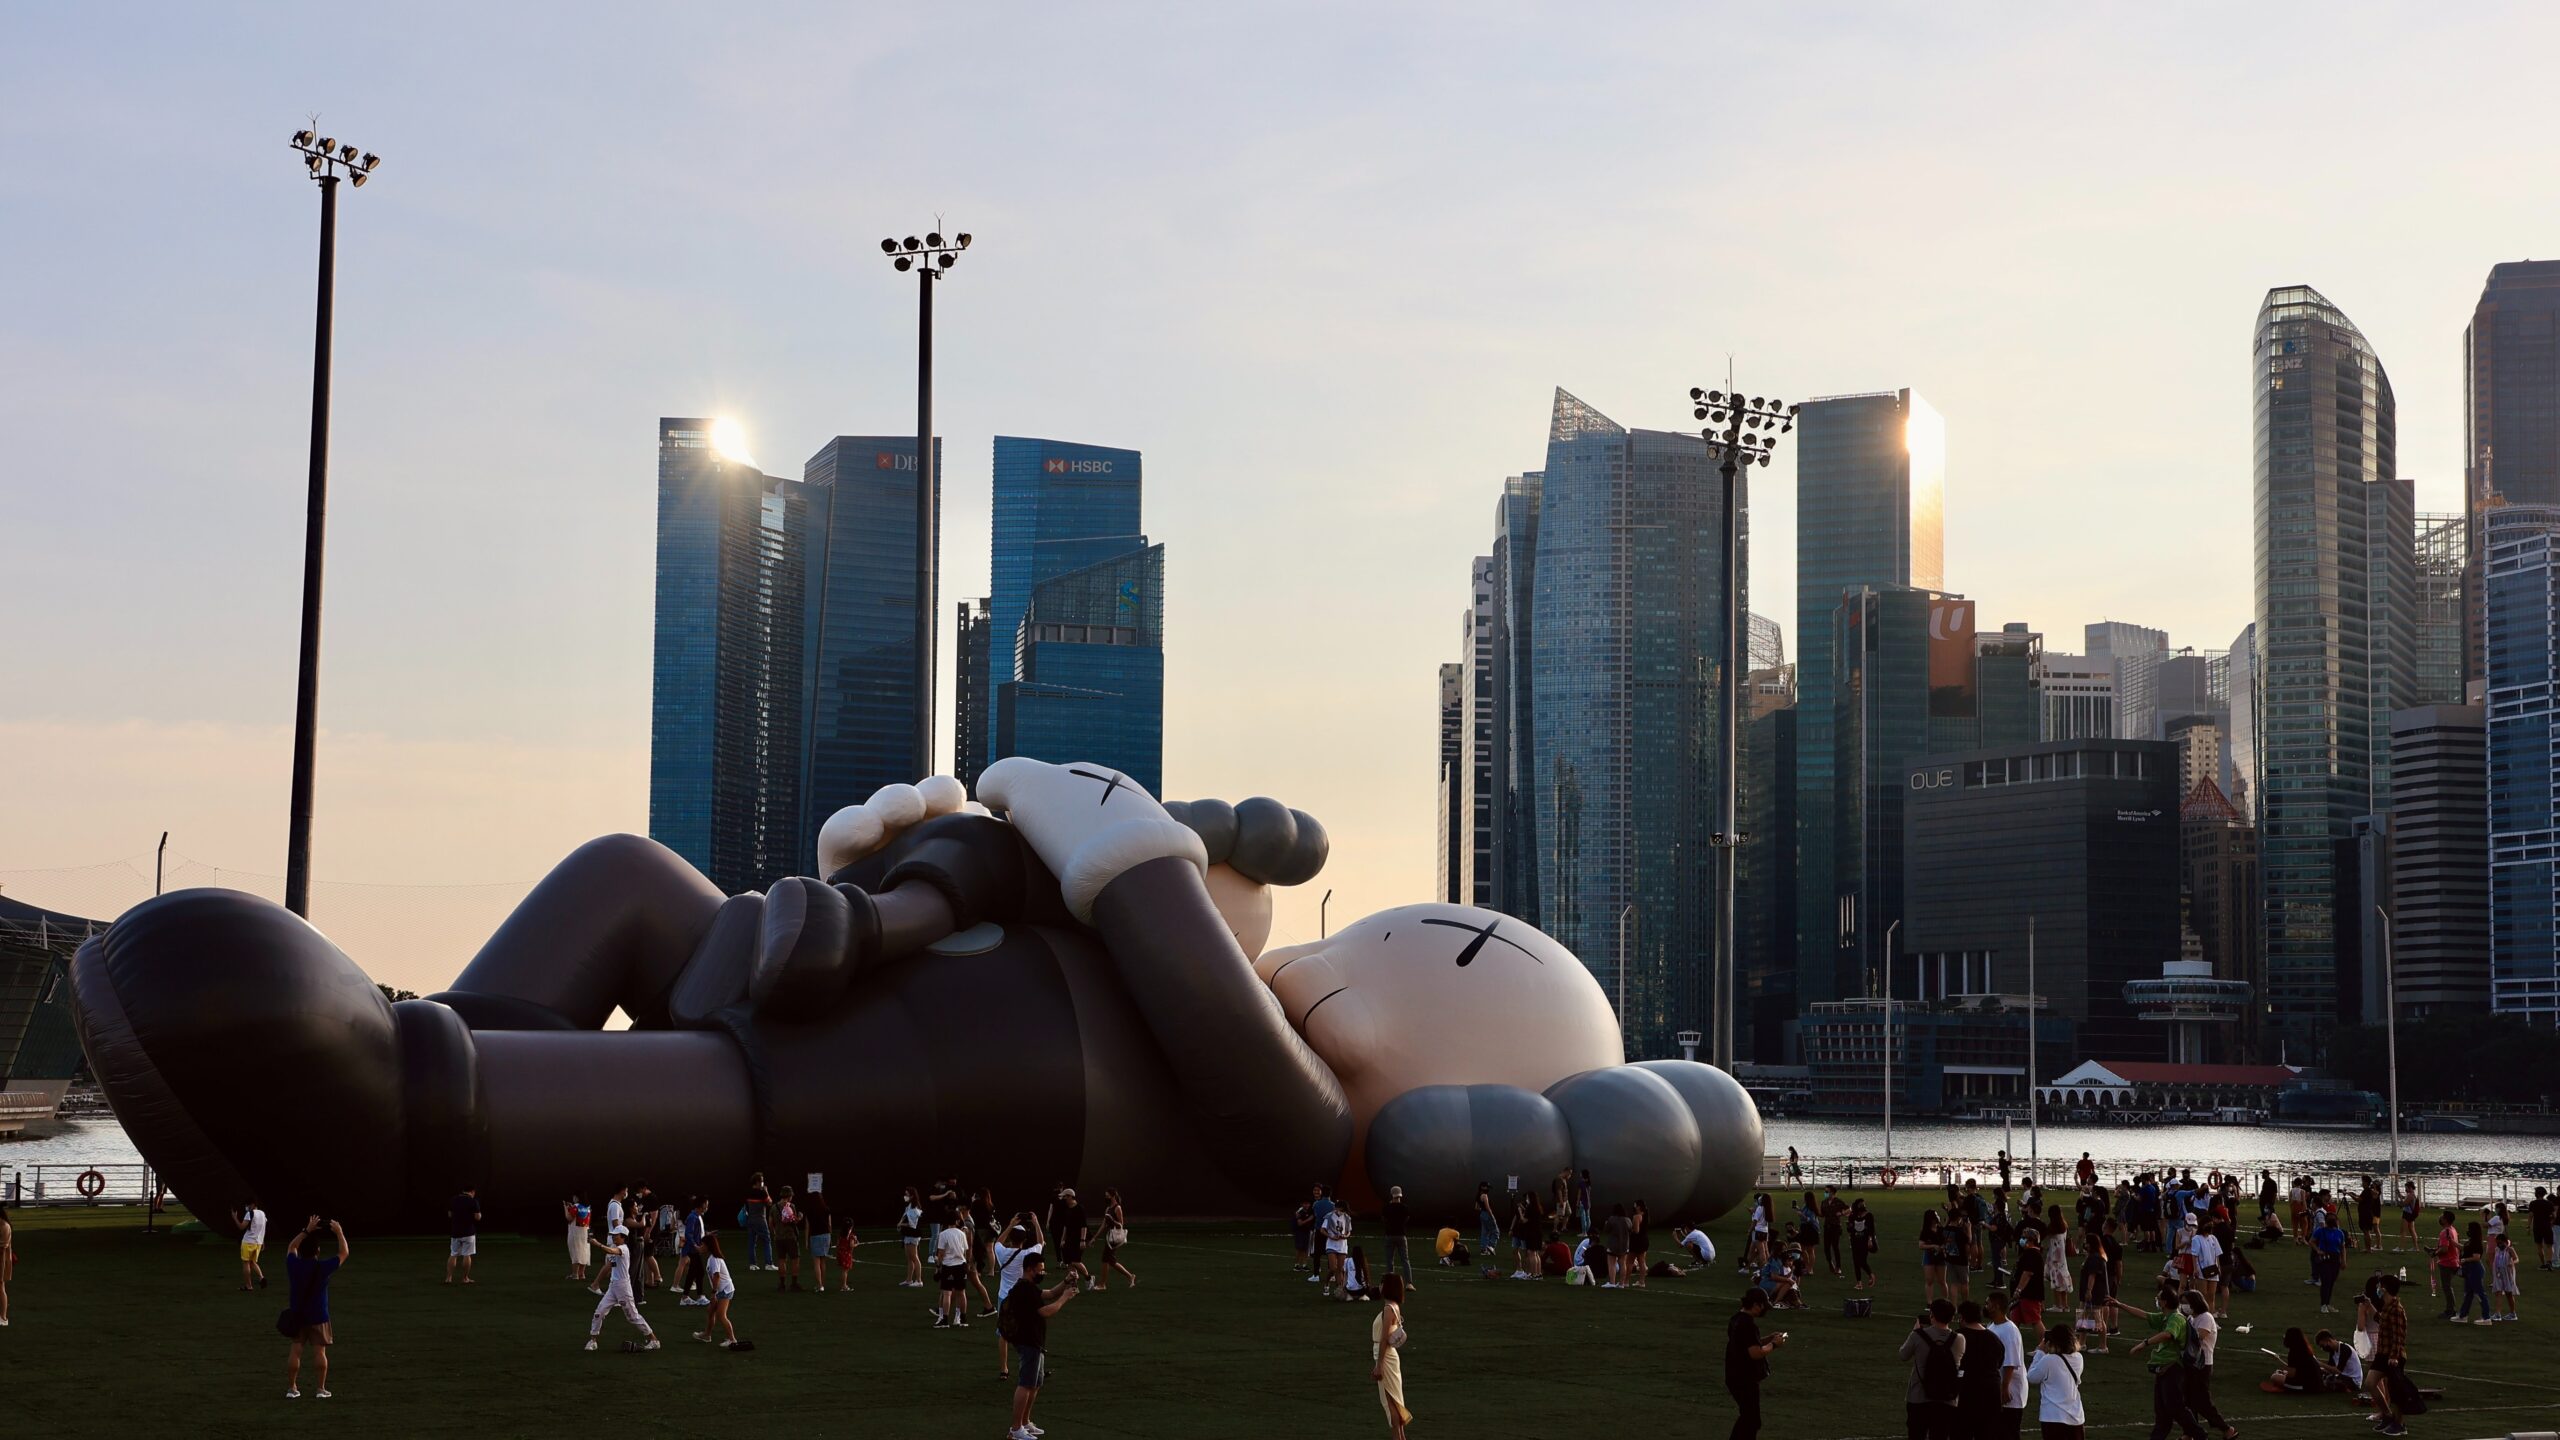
[3,1192,2557,1438]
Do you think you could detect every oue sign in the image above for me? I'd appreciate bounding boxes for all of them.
[1910,767,1957,791]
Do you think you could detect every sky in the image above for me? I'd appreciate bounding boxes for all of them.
[5,3,2556,993]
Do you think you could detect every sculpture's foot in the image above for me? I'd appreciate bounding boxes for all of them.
[69,889,420,1231]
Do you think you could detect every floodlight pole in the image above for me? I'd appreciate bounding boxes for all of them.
[285,164,342,918]
[911,262,937,778]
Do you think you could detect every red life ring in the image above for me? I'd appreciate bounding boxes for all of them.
[1880,1167,1900,1189]
[76,1168,107,1199]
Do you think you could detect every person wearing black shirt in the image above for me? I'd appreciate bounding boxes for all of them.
[445,1186,482,1285]
[1725,1285,1784,1440]
[1849,1200,1878,1290]
[2530,1186,2554,1271]
[999,1251,1081,1438]
[1820,1189,1847,1277]
[1053,1188,1091,1287]
[1954,1300,2005,1440]
[1381,1185,1413,1284]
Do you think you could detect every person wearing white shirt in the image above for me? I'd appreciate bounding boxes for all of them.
[585,1232,659,1352]
[1681,1227,1717,1268]
[2187,1227,2225,1316]
[931,1220,973,1329]
[235,1203,270,1292]
[1987,1292,2028,1435]
[989,1213,1045,1382]
[2177,1292,2235,1439]
[2024,1323,2086,1436]
[692,1235,741,1349]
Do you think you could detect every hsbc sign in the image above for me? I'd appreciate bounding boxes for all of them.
[1044,457,1115,475]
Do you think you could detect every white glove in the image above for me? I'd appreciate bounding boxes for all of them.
[815,775,976,877]
[976,757,1206,923]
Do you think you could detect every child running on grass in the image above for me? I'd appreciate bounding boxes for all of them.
[693,1234,740,1347]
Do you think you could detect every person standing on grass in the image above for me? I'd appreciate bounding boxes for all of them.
[803,1189,833,1294]
[444,1186,481,1285]
[741,1171,773,1272]
[1054,1187,1092,1290]
[1380,1186,1413,1285]
[1308,1183,1336,1280]
[2310,1207,2346,1313]
[899,1186,926,1287]
[679,1196,712,1303]
[1474,1183,1499,1266]
[1630,1200,1653,1290]
[2025,1324,2085,1440]
[2491,1230,2523,1321]
[1986,1291,2027,1440]
[280,1216,347,1399]
[992,1212,1044,1380]
[692,1234,739,1347]
[2366,1272,2409,1435]
[2116,1282,2206,1440]
[585,1228,658,1353]
[1093,1188,1137,1290]
[0,1201,11,1328]
[2530,1186,2555,1270]
[1955,1299,2005,1440]
[1849,1199,1878,1291]
[564,1193,592,1283]
[1820,1187,1847,1277]
[2431,1210,2461,1315]
[2396,1181,2420,1251]
[2174,1292,2235,1440]
[235,1200,270,1291]
[773,1185,804,1291]
[1602,1203,1632,1289]
[1293,1195,1317,1273]
[999,1250,1080,1440]
[932,1208,973,1328]
[1725,1285,1783,1440]
[1899,1298,1964,1440]
[1371,1272,1413,1438]
[2357,1176,2383,1253]
[2456,1220,2491,1322]
[1919,1210,1947,1304]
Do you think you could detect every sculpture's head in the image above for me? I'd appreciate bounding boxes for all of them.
[1252,903,1622,1121]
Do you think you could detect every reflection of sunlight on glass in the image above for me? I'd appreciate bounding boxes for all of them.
[711,416,755,467]
[1903,404,1944,463]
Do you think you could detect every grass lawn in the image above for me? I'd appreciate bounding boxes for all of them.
[3,1191,2558,1438]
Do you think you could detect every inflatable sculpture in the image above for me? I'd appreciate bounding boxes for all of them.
[70,758,1760,1231]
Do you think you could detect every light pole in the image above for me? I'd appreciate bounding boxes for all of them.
[1320,888,1333,939]
[877,228,970,778]
[2374,905,2401,1192]
[2027,914,2039,1183]
[1690,385,1796,1071]
[1616,901,1635,1043]
[282,129,381,919]
[1882,917,1901,1167]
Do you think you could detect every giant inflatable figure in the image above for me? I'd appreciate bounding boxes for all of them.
[70,758,1759,1231]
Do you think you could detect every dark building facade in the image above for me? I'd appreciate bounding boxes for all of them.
[1486,473,1543,924]
[2180,778,2263,1060]
[2465,260,2560,685]
[1831,589,2040,1005]
[954,598,993,790]
[1437,661,1465,904]
[650,418,809,894]
[1902,737,2182,1065]
[801,435,939,856]
[1739,704,1798,1063]
[2389,704,2488,1016]
[1798,997,2073,1115]
[1794,390,1945,1011]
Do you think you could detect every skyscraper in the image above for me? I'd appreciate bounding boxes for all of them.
[2087,622,2169,741]
[2037,652,2116,741]
[1832,589,2040,1000]
[2416,513,2470,707]
[977,437,1162,793]
[650,418,809,895]
[2389,704,2488,1017]
[2486,504,2560,1022]
[1529,388,1737,1059]
[2465,261,2560,686]
[953,598,992,790]
[1459,556,1497,907]
[2251,285,2397,1056]
[2180,776,2262,1060]
[1487,473,1543,923]
[1437,661,1465,904]
[801,435,940,851]
[1793,390,1945,1007]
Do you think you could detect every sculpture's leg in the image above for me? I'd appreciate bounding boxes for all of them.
[472,1030,754,1203]
[431,834,727,1030]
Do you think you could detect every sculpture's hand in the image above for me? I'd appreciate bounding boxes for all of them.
[1163,798,1328,960]
[976,758,1205,923]
[815,775,978,878]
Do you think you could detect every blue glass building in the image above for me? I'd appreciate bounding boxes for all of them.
[973,436,1162,793]
[1792,390,1945,1007]
[650,418,808,894]
[1528,389,1735,1060]
[1487,473,1543,923]
[799,435,939,860]
[2486,505,2560,1022]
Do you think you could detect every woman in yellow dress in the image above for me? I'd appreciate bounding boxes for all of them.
[1370,1273,1410,1437]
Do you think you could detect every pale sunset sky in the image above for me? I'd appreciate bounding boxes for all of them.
[5,3,2556,993]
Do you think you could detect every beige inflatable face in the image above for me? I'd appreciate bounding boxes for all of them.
[1253,903,1623,1125]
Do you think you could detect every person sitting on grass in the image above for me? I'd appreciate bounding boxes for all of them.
[281,1216,348,1399]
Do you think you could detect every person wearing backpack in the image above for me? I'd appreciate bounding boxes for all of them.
[1898,1298,1966,1439]
[2116,1281,2207,1440]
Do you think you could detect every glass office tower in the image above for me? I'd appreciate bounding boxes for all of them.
[997,542,1165,795]
[1792,390,1945,1007]
[954,598,993,790]
[650,418,809,894]
[1460,555,1497,907]
[978,437,1160,789]
[1487,473,1543,923]
[2251,285,2397,1056]
[1529,388,1736,1060]
[2486,506,2560,1022]
[800,435,940,859]
[2465,261,2560,685]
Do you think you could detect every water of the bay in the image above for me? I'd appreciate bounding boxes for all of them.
[1766,1114,2560,1187]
